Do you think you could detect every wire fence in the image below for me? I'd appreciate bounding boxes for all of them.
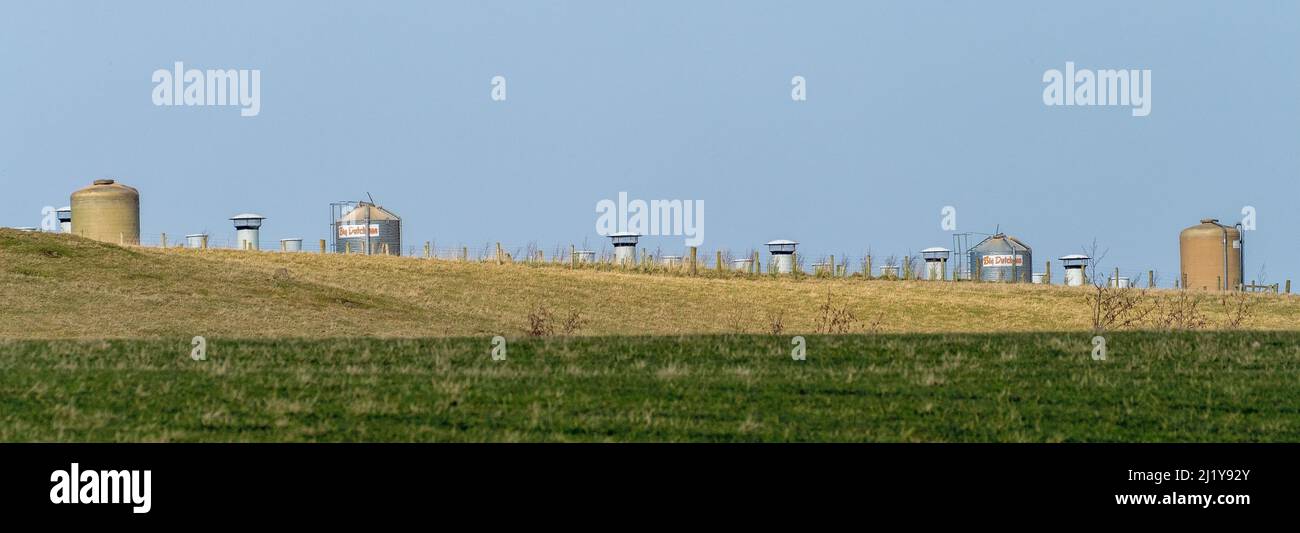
[83,231,1285,289]
[126,232,961,278]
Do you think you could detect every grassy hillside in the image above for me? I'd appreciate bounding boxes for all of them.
[5,230,1299,442]
[4,332,1299,442]
[3,229,1299,339]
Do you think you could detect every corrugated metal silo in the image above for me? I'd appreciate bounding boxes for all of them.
[335,202,401,255]
[969,233,1032,283]
[70,179,140,245]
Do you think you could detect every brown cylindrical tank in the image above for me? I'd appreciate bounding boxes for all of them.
[1180,218,1241,291]
[70,179,140,245]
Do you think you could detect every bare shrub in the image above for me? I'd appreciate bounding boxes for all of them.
[815,289,860,334]
[903,254,919,280]
[526,305,556,337]
[526,305,585,336]
[1219,292,1256,329]
[1151,292,1208,331]
[560,308,586,335]
[1087,284,1154,333]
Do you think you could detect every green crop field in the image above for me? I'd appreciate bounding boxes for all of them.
[3,332,1299,442]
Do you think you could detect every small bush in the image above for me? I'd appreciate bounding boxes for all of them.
[815,289,859,334]
[526,304,585,337]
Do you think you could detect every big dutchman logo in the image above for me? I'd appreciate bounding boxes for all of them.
[49,463,152,514]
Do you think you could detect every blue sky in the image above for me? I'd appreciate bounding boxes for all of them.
[2,1,1297,283]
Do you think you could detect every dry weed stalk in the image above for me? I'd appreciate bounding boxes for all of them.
[766,309,785,336]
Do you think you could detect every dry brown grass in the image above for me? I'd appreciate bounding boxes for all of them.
[4,229,1300,339]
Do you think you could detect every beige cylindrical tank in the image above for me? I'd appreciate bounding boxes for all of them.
[1180,218,1241,291]
[70,179,139,245]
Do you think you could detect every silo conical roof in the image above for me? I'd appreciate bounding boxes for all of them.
[341,202,400,222]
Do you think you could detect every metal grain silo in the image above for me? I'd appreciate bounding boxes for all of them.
[230,213,266,250]
[70,179,140,245]
[56,206,72,233]
[186,233,208,249]
[968,233,1032,283]
[1179,218,1242,291]
[921,247,950,280]
[1059,254,1089,286]
[765,240,798,274]
[335,202,401,255]
[609,232,639,265]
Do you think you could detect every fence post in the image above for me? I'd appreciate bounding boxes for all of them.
[1148,270,1154,288]
[570,245,577,269]
[792,251,799,275]
[319,239,326,254]
[1044,261,1051,284]
[753,251,760,274]
[280,240,286,252]
[716,250,722,271]
[424,242,430,258]
[202,235,209,250]
[689,247,698,276]
[865,255,872,280]
[1287,280,1292,294]
[160,233,166,249]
